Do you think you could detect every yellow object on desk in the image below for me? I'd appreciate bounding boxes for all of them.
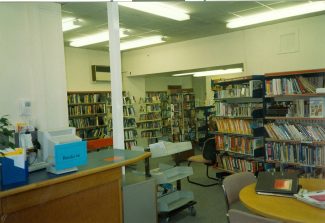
[239,178,325,223]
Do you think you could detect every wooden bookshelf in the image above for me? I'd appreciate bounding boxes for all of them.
[122,92,137,150]
[264,69,325,178]
[211,76,265,174]
[67,91,112,140]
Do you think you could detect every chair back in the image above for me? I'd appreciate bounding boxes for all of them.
[228,209,282,223]
[87,137,113,152]
[222,172,256,210]
[202,138,217,163]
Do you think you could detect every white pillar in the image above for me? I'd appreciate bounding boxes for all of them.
[107,2,125,150]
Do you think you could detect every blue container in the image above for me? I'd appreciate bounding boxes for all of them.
[0,157,28,188]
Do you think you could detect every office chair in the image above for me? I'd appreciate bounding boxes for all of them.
[228,209,283,223]
[187,137,221,187]
[222,172,256,212]
[87,137,113,152]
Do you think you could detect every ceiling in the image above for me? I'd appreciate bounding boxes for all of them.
[61,1,323,52]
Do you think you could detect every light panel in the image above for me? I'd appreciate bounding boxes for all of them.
[70,30,128,47]
[227,1,325,29]
[120,36,165,51]
[119,2,190,21]
[62,18,81,32]
[172,68,243,77]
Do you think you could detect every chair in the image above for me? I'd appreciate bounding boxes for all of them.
[187,137,221,187]
[222,172,256,212]
[228,209,282,223]
[87,137,113,152]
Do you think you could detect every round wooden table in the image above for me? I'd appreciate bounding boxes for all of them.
[239,178,325,223]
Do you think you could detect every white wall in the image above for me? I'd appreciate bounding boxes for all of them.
[0,3,68,130]
[145,76,193,92]
[65,47,111,91]
[122,14,325,77]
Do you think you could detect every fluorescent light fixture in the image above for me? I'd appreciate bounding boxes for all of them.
[70,30,128,47]
[193,68,243,77]
[62,18,81,32]
[172,68,243,77]
[120,36,165,51]
[119,2,190,21]
[227,1,325,29]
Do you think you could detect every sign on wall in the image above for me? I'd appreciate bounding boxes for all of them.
[91,65,111,82]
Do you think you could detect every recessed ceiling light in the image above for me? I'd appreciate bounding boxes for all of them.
[118,2,190,21]
[227,1,325,29]
[70,30,128,47]
[120,36,165,51]
[172,68,243,77]
[62,18,81,32]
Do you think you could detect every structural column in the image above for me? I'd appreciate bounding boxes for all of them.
[107,2,125,149]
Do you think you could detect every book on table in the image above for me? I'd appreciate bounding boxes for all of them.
[255,172,300,197]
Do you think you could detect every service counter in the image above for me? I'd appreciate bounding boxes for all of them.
[0,149,151,223]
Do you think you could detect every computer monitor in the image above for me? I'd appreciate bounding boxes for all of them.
[38,127,87,174]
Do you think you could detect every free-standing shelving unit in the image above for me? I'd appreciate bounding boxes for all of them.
[67,91,112,140]
[195,106,214,146]
[264,68,325,178]
[123,92,137,150]
[211,76,265,175]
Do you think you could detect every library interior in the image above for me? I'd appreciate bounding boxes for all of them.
[1,2,325,223]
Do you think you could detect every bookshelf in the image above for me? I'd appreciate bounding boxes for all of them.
[182,90,196,141]
[264,68,325,178]
[195,106,214,146]
[123,92,137,150]
[211,76,265,174]
[67,91,112,140]
[137,92,163,146]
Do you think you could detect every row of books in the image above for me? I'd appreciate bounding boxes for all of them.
[68,93,109,104]
[265,76,317,95]
[124,129,137,140]
[139,104,161,113]
[161,110,171,119]
[123,119,136,128]
[123,107,136,117]
[265,123,325,141]
[139,113,161,121]
[137,122,161,129]
[265,142,325,166]
[125,140,137,150]
[215,102,263,117]
[68,104,107,116]
[69,117,106,128]
[183,94,195,102]
[215,119,263,135]
[123,96,136,105]
[213,80,262,99]
[141,130,161,138]
[217,155,263,173]
[139,96,161,104]
[76,126,109,139]
[215,135,264,155]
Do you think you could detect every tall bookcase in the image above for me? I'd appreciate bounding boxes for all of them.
[195,106,214,145]
[182,90,196,141]
[264,68,325,178]
[137,93,163,146]
[67,91,112,140]
[123,92,137,150]
[211,76,265,174]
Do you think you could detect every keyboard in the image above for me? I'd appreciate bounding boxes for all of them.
[28,162,49,172]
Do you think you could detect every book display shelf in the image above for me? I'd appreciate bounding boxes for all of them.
[264,68,325,178]
[195,106,214,146]
[137,92,163,146]
[67,91,112,140]
[182,90,196,141]
[123,92,137,150]
[211,76,265,174]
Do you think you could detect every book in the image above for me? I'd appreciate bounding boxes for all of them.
[309,97,325,118]
[255,172,300,197]
[294,190,325,209]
